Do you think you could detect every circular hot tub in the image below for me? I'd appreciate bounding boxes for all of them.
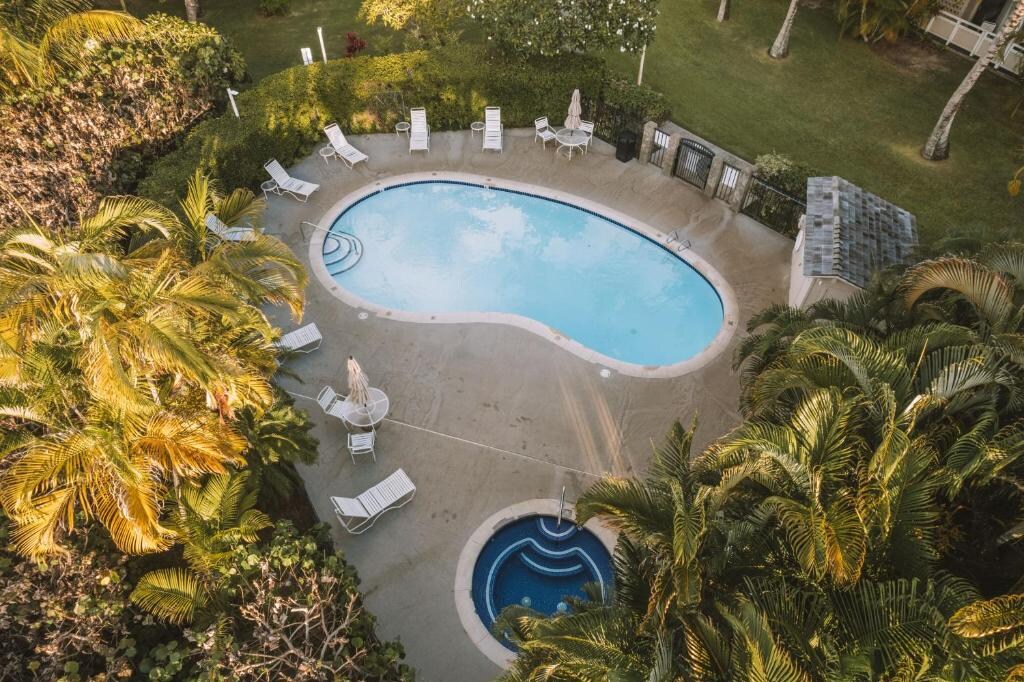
[454,500,616,667]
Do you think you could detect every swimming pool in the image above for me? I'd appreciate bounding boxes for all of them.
[470,515,613,652]
[320,178,728,369]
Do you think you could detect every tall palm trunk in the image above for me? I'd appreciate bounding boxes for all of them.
[183,0,199,22]
[769,0,800,58]
[922,0,1024,160]
[717,0,730,22]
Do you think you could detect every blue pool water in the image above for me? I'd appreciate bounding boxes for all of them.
[325,181,724,366]
[471,515,613,651]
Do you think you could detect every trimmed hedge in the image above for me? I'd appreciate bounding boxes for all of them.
[139,46,666,206]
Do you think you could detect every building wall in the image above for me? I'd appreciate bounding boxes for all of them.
[788,227,863,308]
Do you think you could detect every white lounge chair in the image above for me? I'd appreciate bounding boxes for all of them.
[205,213,257,242]
[264,159,320,202]
[317,385,349,424]
[483,106,502,153]
[409,107,430,154]
[331,468,416,534]
[323,123,368,169]
[579,120,595,153]
[275,323,322,353]
[534,117,556,149]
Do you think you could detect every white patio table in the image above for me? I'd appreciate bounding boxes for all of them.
[338,386,390,428]
[555,128,589,159]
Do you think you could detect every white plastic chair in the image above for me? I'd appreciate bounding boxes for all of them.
[323,123,368,169]
[205,214,256,242]
[483,106,502,153]
[534,117,556,148]
[330,469,416,534]
[409,107,430,153]
[316,385,349,424]
[264,159,320,202]
[579,120,595,153]
[275,323,322,353]
[347,431,376,464]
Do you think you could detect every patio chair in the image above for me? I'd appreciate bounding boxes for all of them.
[275,322,322,353]
[317,385,350,424]
[347,430,376,464]
[534,117,556,149]
[579,120,595,153]
[323,123,368,169]
[205,213,257,242]
[264,159,320,202]
[482,106,502,153]
[409,107,430,153]
[330,468,416,534]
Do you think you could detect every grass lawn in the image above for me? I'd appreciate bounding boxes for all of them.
[602,0,1024,245]
[113,0,1023,244]
[105,0,400,80]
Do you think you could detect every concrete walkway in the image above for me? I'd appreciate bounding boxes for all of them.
[263,128,792,680]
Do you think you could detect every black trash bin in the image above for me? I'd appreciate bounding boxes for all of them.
[616,130,637,162]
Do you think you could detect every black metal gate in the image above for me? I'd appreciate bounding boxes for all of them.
[674,140,714,190]
[740,177,806,237]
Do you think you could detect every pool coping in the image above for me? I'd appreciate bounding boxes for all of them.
[308,171,739,379]
[452,498,618,669]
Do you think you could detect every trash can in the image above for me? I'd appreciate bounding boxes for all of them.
[616,130,637,162]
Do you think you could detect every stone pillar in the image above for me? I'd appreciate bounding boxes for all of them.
[730,167,756,211]
[662,133,683,176]
[638,121,657,166]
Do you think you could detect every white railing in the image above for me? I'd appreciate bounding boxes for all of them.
[923,10,1024,74]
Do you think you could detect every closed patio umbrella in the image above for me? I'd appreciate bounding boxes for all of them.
[346,356,371,408]
[564,89,582,130]
[342,356,390,428]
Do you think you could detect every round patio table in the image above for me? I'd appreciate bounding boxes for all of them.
[470,121,485,138]
[555,128,589,159]
[339,386,390,429]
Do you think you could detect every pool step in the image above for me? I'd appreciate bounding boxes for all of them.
[323,232,364,275]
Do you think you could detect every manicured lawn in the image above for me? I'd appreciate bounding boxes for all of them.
[114,0,1023,244]
[106,0,400,80]
[602,0,1023,244]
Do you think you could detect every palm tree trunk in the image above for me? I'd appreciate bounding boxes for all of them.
[769,0,800,58]
[717,0,730,22]
[922,0,1024,160]
[183,0,199,22]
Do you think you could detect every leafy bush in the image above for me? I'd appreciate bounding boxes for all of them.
[467,0,658,58]
[188,522,413,680]
[0,14,245,229]
[139,46,614,205]
[109,13,247,101]
[0,514,187,680]
[258,0,291,17]
[754,151,820,197]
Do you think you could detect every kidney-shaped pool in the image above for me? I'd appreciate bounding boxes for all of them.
[321,179,726,368]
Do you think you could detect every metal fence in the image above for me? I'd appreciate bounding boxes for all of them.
[740,177,806,237]
[582,96,644,156]
[649,128,670,167]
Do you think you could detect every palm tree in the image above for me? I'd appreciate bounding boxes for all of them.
[130,471,271,624]
[0,178,307,557]
[768,0,801,58]
[717,0,730,22]
[0,0,140,93]
[922,0,1024,160]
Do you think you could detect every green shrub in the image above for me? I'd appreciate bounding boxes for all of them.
[138,46,621,206]
[258,0,291,17]
[754,151,820,197]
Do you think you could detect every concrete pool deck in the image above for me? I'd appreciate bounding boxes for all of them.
[263,128,792,680]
